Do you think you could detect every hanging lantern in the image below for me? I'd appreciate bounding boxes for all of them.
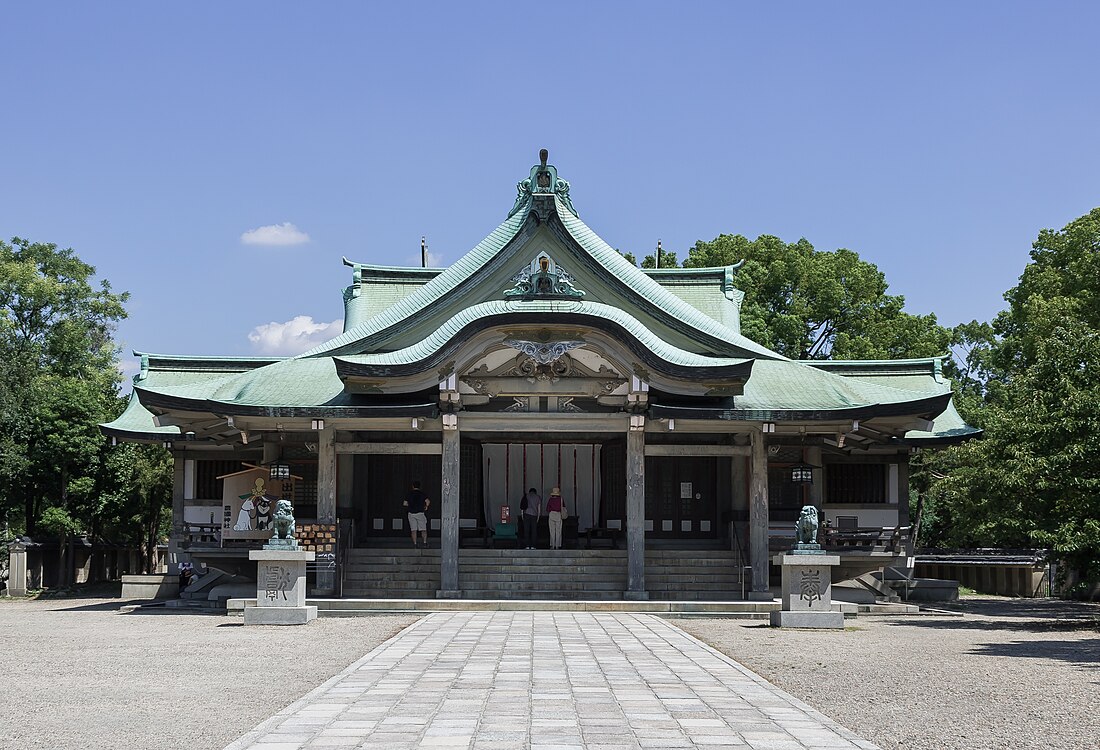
[790,463,815,484]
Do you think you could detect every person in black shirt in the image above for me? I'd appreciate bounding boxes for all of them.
[403,480,431,548]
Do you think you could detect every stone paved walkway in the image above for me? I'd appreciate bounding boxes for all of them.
[226,612,879,750]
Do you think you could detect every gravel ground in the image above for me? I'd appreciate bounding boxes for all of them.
[2,595,1096,750]
[0,596,418,750]
[672,597,1100,750]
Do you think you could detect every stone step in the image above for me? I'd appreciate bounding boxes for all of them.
[458,579,627,592]
[458,590,624,600]
[229,597,779,615]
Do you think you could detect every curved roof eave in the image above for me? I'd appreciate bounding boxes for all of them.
[649,391,954,423]
[134,385,440,419]
[332,303,755,381]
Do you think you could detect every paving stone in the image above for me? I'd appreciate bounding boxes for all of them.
[223,612,880,750]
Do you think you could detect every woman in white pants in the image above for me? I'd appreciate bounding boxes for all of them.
[546,487,567,550]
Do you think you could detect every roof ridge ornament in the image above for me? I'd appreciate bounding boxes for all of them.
[508,148,578,218]
[504,252,586,298]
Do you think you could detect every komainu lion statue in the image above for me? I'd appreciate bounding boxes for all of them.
[796,505,819,545]
[272,498,296,540]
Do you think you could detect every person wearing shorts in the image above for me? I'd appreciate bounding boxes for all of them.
[403,481,431,548]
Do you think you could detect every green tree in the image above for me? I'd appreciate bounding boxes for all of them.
[932,208,1100,588]
[640,245,678,269]
[683,233,952,359]
[96,443,174,573]
[0,238,130,581]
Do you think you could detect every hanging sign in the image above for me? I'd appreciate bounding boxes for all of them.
[680,482,693,499]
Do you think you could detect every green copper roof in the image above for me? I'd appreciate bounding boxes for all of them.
[100,353,285,439]
[306,208,530,357]
[304,173,784,362]
[341,261,444,331]
[552,197,779,360]
[102,394,179,438]
[641,267,745,333]
[334,299,754,371]
[109,157,977,445]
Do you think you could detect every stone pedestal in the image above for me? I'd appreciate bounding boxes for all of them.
[6,542,28,597]
[769,553,844,629]
[245,549,317,626]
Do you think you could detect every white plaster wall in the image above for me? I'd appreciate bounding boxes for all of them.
[184,504,220,524]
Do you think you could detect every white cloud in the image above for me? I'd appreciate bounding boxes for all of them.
[248,315,343,355]
[240,222,311,246]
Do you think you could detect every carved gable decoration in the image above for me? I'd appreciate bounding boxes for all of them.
[462,344,626,398]
[504,252,585,299]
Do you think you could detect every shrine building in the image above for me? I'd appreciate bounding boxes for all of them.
[102,151,978,602]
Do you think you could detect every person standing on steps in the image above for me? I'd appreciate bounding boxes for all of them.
[403,480,431,548]
[546,487,567,550]
[522,487,541,549]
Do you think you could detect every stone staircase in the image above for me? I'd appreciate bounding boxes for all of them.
[341,547,748,600]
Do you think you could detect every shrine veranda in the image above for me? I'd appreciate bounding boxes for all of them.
[102,152,978,599]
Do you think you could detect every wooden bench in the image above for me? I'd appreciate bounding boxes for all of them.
[824,525,910,552]
[182,523,220,547]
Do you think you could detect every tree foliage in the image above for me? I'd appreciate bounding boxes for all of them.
[928,209,1100,584]
[0,238,170,577]
[682,233,952,359]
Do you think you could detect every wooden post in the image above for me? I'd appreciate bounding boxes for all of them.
[168,455,186,573]
[315,426,337,594]
[807,445,823,508]
[749,428,771,598]
[625,422,648,599]
[438,420,461,596]
[897,458,911,527]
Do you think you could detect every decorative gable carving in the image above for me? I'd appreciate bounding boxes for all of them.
[504,252,585,299]
[462,349,626,399]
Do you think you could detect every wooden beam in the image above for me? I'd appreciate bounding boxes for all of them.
[644,444,751,457]
[458,413,629,432]
[336,442,442,455]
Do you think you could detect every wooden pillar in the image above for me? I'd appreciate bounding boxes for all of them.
[315,426,337,594]
[168,455,186,572]
[807,445,823,507]
[438,420,461,596]
[749,428,771,598]
[897,458,911,527]
[625,421,648,599]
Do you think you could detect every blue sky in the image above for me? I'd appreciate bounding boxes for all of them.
[2,3,1098,379]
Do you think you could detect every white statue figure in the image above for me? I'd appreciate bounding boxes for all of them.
[234,498,256,531]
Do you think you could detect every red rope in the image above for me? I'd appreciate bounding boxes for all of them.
[505,443,510,504]
[573,445,577,508]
